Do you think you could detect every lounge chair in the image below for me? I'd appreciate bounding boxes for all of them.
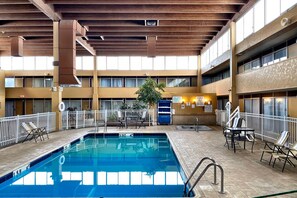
[260,131,289,165]
[21,122,42,143]
[28,122,49,140]
[137,111,147,128]
[272,142,297,172]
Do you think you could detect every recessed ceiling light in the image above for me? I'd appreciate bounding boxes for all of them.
[145,20,158,26]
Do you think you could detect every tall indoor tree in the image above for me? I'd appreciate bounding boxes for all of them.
[135,77,165,108]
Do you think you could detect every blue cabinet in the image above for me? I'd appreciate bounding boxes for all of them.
[157,100,172,125]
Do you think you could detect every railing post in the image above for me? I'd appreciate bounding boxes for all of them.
[47,112,50,133]
[75,111,78,129]
[36,113,40,127]
[261,114,264,141]
[16,115,19,143]
[66,111,69,130]
[83,110,86,128]
[105,109,107,132]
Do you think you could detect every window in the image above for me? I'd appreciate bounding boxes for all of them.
[265,0,280,24]
[142,57,153,70]
[46,57,54,70]
[76,57,83,70]
[1,57,12,70]
[188,56,198,70]
[243,9,254,38]
[118,56,129,70]
[82,56,93,70]
[44,78,53,87]
[97,56,106,70]
[281,0,297,13]
[166,78,177,87]
[137,78,146,87]
[35,57,47,70]
[244,62,251,71]
[12,57,23,70]
[33,78,44,87]
[130,57,141,70]
[176,56,188,70]
[236,17,244,44]
[24,57,35,70]
[106,57,118,70]
[262,53,273,66]
[251,59,260,69]
[100,78,112,87]
[112,78,123,87]
[274,48,287,62]
[254,0,265,32]
[165,56,177,70]
[125,78,137,87]
[154,56,165,70]
[178,78,190,87]
[5,78,15,87]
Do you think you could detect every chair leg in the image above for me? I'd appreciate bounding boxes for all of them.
[22,134,31,143]
[260,143,268,162]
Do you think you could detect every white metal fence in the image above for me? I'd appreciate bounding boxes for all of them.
[61,109,154,130]
[216,110,297,144]
[0,112,56,147]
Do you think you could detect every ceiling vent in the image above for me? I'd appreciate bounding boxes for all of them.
[145,20,158,26]
[281,18,290,27]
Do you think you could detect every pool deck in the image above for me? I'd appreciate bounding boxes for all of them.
[1,125,297,197]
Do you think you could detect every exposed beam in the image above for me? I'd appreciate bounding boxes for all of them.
[90,26,221,32]
[0,26,53,32]
[29,0,61,21]
[0,0,30,4]
[0,32,52,36]
[0,20,53,26]
[159,20,226,26]
[0,13,49,20]
[45,0,247,5]
[87,32,216,37]
[76,37,96,56]
[0,5,40,13]
[79,20,144,27]
[62,13,233,20]
[55,5,239,13]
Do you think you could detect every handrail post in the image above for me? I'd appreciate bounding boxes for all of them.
[47,112,50,133]
[16,115,19,143]
[83,110,86,128]
[75,111,78,129]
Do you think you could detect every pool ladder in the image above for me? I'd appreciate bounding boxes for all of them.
[183,157,225,197]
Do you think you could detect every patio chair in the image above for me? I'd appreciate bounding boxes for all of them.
[21,122,42,143]
[238,118,256,152]
[117,111,125,128]
[260,130,290,165]
[272,142,297,172]
[223,117,242,149]
[137,111,147,128]
[28,122,49,140]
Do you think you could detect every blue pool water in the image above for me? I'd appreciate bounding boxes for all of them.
[0,133,191,197]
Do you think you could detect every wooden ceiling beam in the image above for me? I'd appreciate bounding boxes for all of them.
[80,20,144,27]
[76,37,96,56]
[0,0,30,4]
[45,0,247,5]
[0,26,53,32]
[88,32,216,37]
[159,20,226,26]
[55,5,239,13]
[0,13,49,20]
[0,5,41,13]
[0,20,53,27]
[29,0,61,21]
[0,32,52,36]
[90,26,221,32]
[62,13,232,20]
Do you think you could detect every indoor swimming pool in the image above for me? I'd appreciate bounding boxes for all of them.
[0,133,192,197]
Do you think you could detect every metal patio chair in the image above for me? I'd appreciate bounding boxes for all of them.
[272,141,297,172]
[28,122,49,140]
[21,122,42,143]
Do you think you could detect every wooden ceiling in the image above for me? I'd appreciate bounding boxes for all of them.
[0,0,251,56]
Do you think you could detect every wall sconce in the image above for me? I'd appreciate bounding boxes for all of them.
[186,102,191,106]
[191,101,196,108]
[204,100,212,105]
[181,101,185,109]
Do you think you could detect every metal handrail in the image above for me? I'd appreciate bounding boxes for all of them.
[226,106,240,127]
[183,157,217,195]
[186,163,225,196]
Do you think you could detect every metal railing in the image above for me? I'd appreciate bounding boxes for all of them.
[61,109,155,130]
[0,112,56,147]
[216,110,297,144]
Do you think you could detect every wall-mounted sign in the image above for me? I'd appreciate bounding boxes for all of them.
[172,96,182,103]
[196,96,204,106]
[204,105,213,112]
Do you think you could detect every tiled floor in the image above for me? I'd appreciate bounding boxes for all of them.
[1,125,297,197]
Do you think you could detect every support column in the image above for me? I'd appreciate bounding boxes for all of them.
[197,55,202,93]
[52,21,63,130]
[92,55,99,110]
[0,70,5,117]
[229,22,239,110]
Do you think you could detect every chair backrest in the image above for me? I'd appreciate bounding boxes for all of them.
[232,117,239,128]
[141,111,147,119]
[291,142,297,151]
[275,131,289,146]
[21,122,31,132]
[28,122,37,129]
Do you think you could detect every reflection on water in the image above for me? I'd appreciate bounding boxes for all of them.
[0,135,187,197]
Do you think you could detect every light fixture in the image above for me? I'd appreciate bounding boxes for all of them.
[100,36,104,40]
[145,20,158,26]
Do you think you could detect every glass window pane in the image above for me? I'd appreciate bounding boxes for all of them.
[142,57,153,70]
[217,37,223,57]
[100,78,111,87]
[265,0,280,24]
[254,0,265,32]
[189,56,198,70]
[262,53,273,66]
[12,57,23,70]
[275,97,286,116]
[76,56,82,70]
[125,78,137,87]
[167,78,177,87]
[36,57,47,70]
[154,56,165,70]
[24,57,35,70]
[281,0,297,13]
[100,100,111,110]
[47,57,54,70]
[118,56,129,70]
[33,78,44,87]
[178,78,190,87]
[236,17,244,44]
[97,56,106,70]
[112,78,123,87]
[251,59,260,69]
[244,62,251,71]
[5,78,15,87]
[244,8,254,38]
[106,56,118,70]
[130,56,141,70]
[44,78,53,87]
[274,48,287,61]
[263,97,274,115]
[137,78,146,87]
[82,56,94,70]
[165,56,177,70]
[1,56,12,70]
[176,56,188,70]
